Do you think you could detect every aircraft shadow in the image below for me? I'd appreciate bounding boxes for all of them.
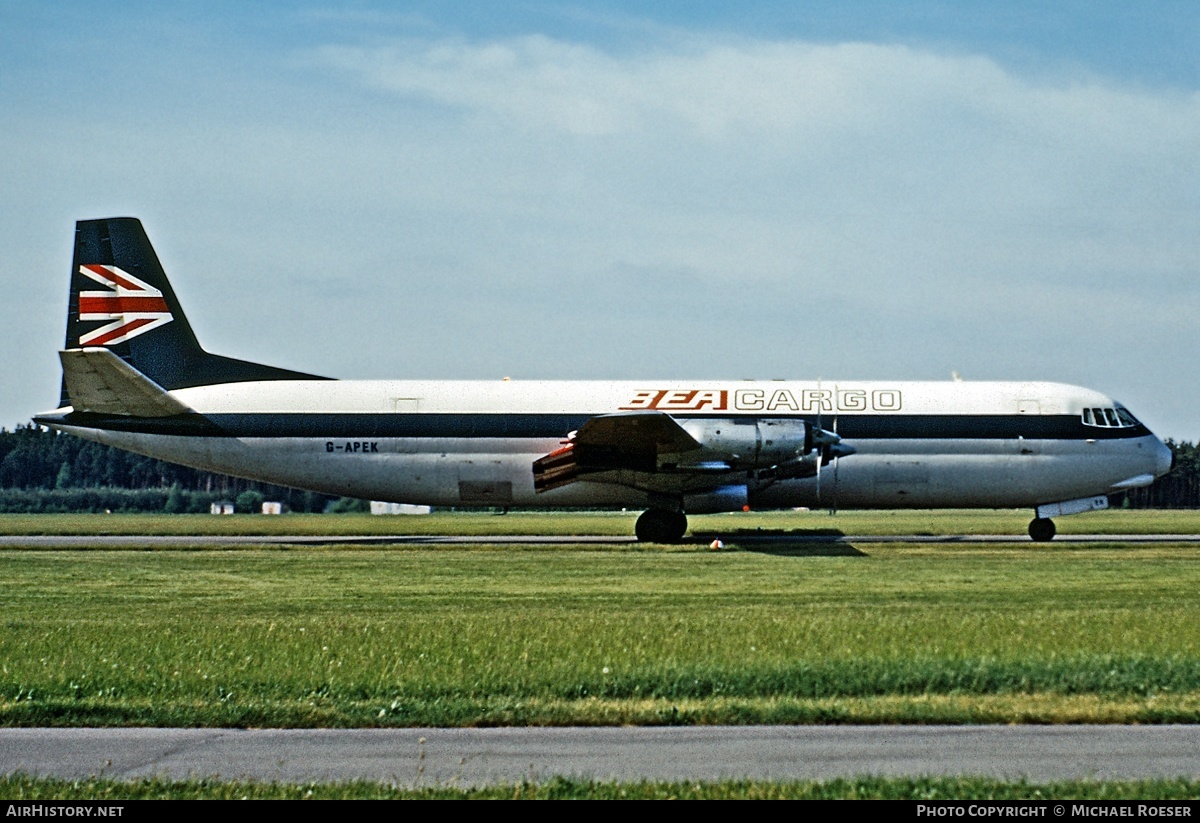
[688,529,868,557]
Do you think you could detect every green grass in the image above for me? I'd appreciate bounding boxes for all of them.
[4,774,1200,800]
[1,508,1198,537]
[3,540,1200,726]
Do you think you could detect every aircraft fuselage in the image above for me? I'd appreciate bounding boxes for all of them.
[43,378,1172,513]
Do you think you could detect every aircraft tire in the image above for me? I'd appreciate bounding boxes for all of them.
[635,509,688,543]
[1028,517,1056,542]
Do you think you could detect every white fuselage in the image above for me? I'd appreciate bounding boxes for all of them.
[48,378,1173,512]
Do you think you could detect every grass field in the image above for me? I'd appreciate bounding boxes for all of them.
[1,508,1198,537]
[2,508,1199,728]
[3,510,1198,798]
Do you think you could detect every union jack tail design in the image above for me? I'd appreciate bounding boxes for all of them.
[58,217,328,408]
[77,264,174,346]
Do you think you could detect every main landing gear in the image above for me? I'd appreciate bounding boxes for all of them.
[1028,517,1057,542]
[635,508,688,543]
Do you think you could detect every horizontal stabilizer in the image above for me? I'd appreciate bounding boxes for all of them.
[59,348,193,417]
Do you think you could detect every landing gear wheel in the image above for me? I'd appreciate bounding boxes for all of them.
[635,509,688,543]
[1028,517,1056,542]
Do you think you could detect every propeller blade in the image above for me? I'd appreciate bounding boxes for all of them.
[830,416,840,515]
[815,444,822,502]
[830,453,841,515]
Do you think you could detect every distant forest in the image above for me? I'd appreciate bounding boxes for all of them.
[0,424,1196,513]
[0,424,337,513]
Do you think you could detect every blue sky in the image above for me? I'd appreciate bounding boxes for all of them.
[2,1,1197,439]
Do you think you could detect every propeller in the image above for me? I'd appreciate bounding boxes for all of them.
[815,438,822,503]
[814,409,856,514]
[831,415,840,515]
[813,429,829,503]
[811,385,838,505]
[814,382,824,504]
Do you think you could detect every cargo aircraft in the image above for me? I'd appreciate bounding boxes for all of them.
[35,218,1173,542]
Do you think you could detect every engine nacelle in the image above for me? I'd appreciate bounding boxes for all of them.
[677,418,810,469]
[684,484,749,514]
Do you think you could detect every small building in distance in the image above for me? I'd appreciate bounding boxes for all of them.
[370,501,432,515]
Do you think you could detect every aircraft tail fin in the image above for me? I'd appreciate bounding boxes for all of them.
[59,217,327,408]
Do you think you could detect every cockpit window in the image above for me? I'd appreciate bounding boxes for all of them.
[1116,406,1140,427]
[1082,405,1140,429]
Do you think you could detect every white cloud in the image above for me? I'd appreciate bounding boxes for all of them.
[309,35,1200,290]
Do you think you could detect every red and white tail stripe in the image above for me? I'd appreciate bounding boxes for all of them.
[77,264,173,346]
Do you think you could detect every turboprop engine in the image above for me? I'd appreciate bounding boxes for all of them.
[672,418,854,483]
[677,418,813,469]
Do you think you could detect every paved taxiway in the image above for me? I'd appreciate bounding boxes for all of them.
[4,726,1199,786]
[3,534,1199,548]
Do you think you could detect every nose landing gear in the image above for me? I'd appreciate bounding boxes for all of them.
[1028,517,1056,542]
[635,508,688,543]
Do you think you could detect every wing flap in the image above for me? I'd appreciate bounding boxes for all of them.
[59,348,193,417]
[533,411,704,493]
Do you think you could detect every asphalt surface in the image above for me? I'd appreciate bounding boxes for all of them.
[3,726,1199,786]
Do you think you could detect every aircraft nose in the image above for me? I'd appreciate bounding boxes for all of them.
[1153,437,1174,477]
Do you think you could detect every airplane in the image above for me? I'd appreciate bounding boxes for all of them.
[35,218,1174,542]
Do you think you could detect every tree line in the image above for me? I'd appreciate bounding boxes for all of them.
[0,424,335,513]
[0,424,1197,513]
[1123,439,1199,509]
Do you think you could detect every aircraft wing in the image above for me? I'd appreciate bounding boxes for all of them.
[59,348,193,417]
[533,411,709,493]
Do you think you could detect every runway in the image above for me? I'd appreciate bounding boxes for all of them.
[2,533,1199,549]
[3,726,1199,787]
